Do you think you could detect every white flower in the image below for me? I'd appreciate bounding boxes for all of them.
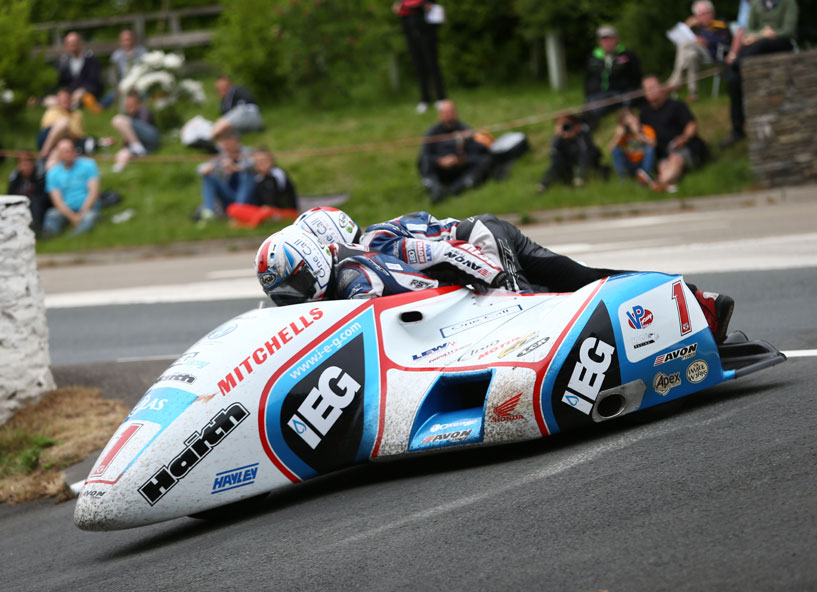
[1,89,13,103]
[178,79,206,103]
[163,53,184,70]
[154,97,172,110]
[142,50,166,69]
[135,71,175,95]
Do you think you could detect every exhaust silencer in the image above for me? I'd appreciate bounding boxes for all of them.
[592,379,646,422]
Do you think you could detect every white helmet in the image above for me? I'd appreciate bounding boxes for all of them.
[255,226,333,305]
[295,207,360,246]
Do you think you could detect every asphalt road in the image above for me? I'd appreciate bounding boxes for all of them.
[3,194,816,591]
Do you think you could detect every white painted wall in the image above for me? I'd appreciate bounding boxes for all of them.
[0,195,55,425]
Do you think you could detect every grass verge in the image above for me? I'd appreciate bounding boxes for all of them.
[0,388,129,504]
[0,77,751,255]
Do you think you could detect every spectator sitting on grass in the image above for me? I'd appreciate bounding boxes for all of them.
[194,132,254,224]
[7,150,48,236]
[537,113,607,193]
[637,75,708,193]
[210,75,263,140]
[54,32,104,114]
[37,88,86,170]
[111,92,159,173]
[608,107,656,181]
[225,147,299,228]
[43,138,100,237]
[418,99,493,203]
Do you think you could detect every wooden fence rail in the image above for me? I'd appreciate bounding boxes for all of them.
[32,5,222,60]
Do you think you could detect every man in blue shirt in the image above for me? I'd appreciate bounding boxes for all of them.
[44,138,100,237]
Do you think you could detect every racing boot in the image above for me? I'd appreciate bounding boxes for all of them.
[694,290,734,344]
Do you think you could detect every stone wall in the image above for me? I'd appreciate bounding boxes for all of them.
[743,49,817,188]
[0,196,55,425]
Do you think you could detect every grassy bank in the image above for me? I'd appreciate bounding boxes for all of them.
[0,388,129,503]
[1,78,751,255]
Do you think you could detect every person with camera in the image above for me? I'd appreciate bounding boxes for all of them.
[608,107,657,183]
[537,113,606,193]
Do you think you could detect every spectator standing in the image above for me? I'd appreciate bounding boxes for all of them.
[37,88,86,169]
[105,29,147,108]
[608,107,657,180]
[7,151,48,236]
[638,76,707,192]
[210,76,263,139]
[43,139,101,237]
[584,25,642,125]
[55,32,104,113]
[195,133,254,223]
[393,0,447,114]
[721,0,799,147]
[537,113,606,192]
[666,1,732,102]
[418,100,492,203]
[110,92,159,173]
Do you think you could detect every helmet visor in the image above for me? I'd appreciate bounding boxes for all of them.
[263,262,319,306]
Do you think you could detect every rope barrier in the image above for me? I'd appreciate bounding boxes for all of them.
[0,68,722,164]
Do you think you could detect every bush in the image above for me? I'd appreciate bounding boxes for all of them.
[211,0,395,107]
[0,0,55,118]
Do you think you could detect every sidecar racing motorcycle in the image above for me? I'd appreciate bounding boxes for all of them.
[74,272,785,530]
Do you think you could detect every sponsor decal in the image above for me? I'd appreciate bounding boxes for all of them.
[443,242,492,278]
[491,393,524,422]
[498,332,537,358]
[158,372,196,384]
[515,337,550,358]
[551,303,621,431]
[440,305,523,338]
[422,429,472,444]
[632,332,658,349]
[430,418,479,433]
[653,372,682,396]
[285,366,361,450]
[211,463,259,494]
[138,403,249,505]
[218,307,324,396]
[412,342,452,361]
[278,332,367,474]
[208,322,238,340]
[169,351,209,370]
[409,278,436,289]
[626,305,654,330]
[686,360,709,383]
[81,489,106,498]
[654,343,698,366]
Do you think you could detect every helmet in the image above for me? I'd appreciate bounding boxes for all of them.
[295,207,360,246]
[255,226,333,305]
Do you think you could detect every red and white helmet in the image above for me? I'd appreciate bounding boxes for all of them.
[255,226,333,305]
[295,207,360,246]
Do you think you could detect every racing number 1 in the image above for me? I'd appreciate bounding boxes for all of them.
[672,280,692,336]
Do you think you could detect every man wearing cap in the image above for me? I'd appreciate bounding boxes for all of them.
[584,25,643,125]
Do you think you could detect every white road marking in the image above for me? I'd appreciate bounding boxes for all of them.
[43,234,817,308]
[782,350,817,358]
[206,269,253,280]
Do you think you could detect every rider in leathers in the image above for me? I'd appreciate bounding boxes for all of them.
[361,211,621,293]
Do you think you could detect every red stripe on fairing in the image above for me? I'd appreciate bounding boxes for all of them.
[531,278,607,436]
[256,238,271,273]
[257,286,460,480]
